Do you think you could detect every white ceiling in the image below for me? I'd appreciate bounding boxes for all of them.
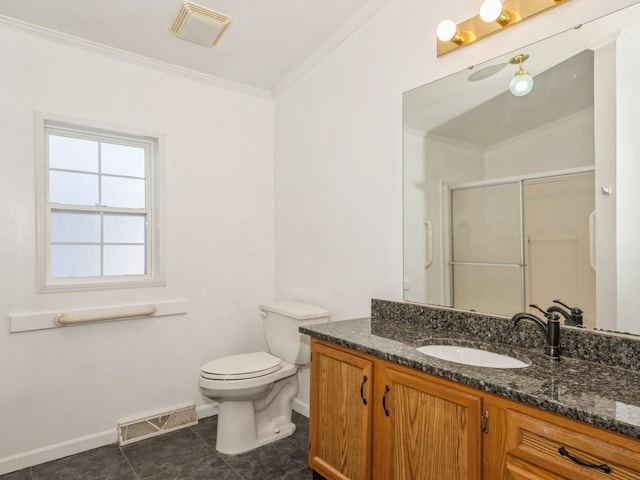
[429,51,594,148]
[0,0,386,95]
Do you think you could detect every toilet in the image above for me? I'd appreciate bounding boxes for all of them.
[199,301,330,455]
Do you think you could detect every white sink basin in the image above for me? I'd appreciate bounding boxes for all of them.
[416,345,529,369]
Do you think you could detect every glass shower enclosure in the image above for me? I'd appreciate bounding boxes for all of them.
[447,170,595,321]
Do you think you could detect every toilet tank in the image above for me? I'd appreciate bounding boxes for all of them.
[259,301,330,365]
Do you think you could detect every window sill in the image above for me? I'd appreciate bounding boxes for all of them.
[38,277,165,294]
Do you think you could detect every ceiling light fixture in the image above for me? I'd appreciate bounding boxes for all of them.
[437,0,570,57]
[509,53,534,96]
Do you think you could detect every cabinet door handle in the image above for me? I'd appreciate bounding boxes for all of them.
[382,385,390,416]
[360,375,368,405]
[558,447,612,474]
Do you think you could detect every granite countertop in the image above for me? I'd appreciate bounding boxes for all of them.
[300,316,640,440]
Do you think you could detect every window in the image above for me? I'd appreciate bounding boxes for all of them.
[36,114,163,291]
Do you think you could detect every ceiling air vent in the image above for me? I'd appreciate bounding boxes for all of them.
[169,1,233,47]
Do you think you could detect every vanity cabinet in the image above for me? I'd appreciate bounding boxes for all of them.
[309,339,482,480]
[309,340,374,480]
[309,338,640,480]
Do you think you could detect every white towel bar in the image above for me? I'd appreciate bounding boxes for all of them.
[54,304,157,326]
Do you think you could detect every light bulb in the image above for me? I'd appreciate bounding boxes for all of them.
[436,19,457,42]
[509,72,534,96]
[480,0,504,22]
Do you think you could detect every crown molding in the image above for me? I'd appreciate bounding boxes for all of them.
[272,0,392,98]
[0,0,392,100]
[0,14,272,99]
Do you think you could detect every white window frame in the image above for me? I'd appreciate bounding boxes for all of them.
[35,112,165,293]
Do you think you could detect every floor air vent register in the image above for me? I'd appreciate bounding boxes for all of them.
[117,403,198,446]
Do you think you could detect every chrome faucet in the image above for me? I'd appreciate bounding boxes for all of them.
[547,299,583,327]
[512,308,561,361]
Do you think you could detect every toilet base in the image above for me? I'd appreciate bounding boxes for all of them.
[215,375,299,455]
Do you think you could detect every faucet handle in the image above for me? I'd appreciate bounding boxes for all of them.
[553,299,582,313]
[553,299,571,309]
[529,304,549,316]
[553,299,583,316]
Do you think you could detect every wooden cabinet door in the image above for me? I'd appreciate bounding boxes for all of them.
[309,340,373,480]
[375,366,483,480]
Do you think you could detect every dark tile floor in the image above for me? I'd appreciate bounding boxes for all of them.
[1,412,312,480]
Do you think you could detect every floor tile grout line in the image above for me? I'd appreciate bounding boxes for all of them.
[217,452,248,480]
[118,445,143,480]
[188,417,248,480]
[120,430,221,480]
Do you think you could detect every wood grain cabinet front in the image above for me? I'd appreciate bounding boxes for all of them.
[504,409,640,480]
[309,340,374,480]
[309,339,482,480]
[374,365,482,480]
[308,338,640,480]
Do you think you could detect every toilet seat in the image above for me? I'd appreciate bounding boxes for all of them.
[201,351,282,380]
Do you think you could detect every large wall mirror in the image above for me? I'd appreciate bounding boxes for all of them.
[403,3,640,335]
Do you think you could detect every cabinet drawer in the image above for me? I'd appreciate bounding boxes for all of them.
[505,409,640,479]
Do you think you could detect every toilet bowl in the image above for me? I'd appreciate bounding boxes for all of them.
[199,301,330,455]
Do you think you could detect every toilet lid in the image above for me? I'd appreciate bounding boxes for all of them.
[201,351,282,380]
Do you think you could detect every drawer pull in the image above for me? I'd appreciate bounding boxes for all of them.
[360,375,368,405]
[382,385,390,416]
[558,447,612,474]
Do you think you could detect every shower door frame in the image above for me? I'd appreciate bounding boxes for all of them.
[443,166,595,313]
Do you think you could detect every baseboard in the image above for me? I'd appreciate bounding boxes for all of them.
[0,401,283,476]
[0,403,219,476]
[196,402,218,419]
[0,429,116,476]
[293,398,309,417]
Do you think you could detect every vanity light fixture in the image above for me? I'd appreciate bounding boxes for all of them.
[437,0,570,57]
[509,53,534,96]
[479,0,514,25]
[436,19,474,45]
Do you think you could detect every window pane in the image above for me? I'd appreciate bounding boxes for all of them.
[49,135,99,172]
[49,171,99,206]
[51,245,100,278]
[101,176,145,208]
[101,143,146,178]
[104,245,146,276]
[104,214,146,243]
[51,211,100,243]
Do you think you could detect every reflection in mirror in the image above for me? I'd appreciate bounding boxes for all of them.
[403,4,640,335]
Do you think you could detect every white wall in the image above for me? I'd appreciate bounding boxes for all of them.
[273,0,639,406]
[403,132,484,306]
[485,109,595,178]
[0,28,274,472]
[615,28,640,332]
[593,41,618,329]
